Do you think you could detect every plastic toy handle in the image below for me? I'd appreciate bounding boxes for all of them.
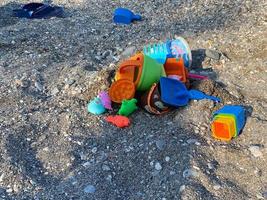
[119,60,141,73]
[132,14,142,21]
[188,73,208,80]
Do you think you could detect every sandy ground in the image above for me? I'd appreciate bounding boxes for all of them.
[0,0,266,199]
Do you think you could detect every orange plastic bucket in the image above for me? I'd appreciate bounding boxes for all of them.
[164,58,188,83]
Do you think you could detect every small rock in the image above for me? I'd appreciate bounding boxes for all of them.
[65,79,75,85]
[207,163,214,169]
[249,146,263,158]
[155,162,162,171]
[84,185,96,194]
[82,162,91,167]
[105,175,112,182]
[213,185,221,190]
[194,129,200,134]
[155,140,166,150]
[0,173,5,182]
[179,185,186,193]
[13,184,19,193]
[6,188,13,193]
[51,87,60,96]
[205,49,221,60]
[121,46,136,58]
[91,147,97,153]
[170,171,175,175]
[256,193,264,199]
[34,81,43,91]
[186,139,198,144]
[183,169,199,178]
[102,164,111,171]
[165,156,170,162]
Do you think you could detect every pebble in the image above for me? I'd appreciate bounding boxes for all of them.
[34,81,43,91]
[183,169,199,178]
[65,79,75,85]
[213,185,221,190]
[155,162,162,171]
[82,162,91,167]
[6,188,13,193]
[165,156,170,162]
[249,146,263,157]
[170,171,175,175]
[205,49,221,60]
[51,87,60,96]
[84,185,96,194]
[179,185,186,193]
[121,46,136,58]
[0,173,5,182]
[91,147,97,153]
[194,129,200,134]
[155,140,166,150]
[207,163,214,170]
[186,139,198,144]
[102,164,111,171]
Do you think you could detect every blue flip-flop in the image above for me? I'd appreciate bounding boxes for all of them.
[13,3,64,19]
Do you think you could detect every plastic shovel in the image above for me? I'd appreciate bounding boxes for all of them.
[188,89,221,102]
[160,77,220,107]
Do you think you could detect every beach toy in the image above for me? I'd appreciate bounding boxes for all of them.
[113,8,142,24]
[211,105,245,141]
[211,117,236,141]
[105,115,130,128]
[109,79,135,103]
[99,91,112,110]
[140,83,171,115]
[13,3,64,19]
[188,73,208,80]
[213,115,237,137]
[88,97,106,115]
[143,41,172,64]
[160,77,189,107]
[115,59,143,87]
[160,77,221,107]
[170,37,192,68]
[118,98,138,116]
[164,58,188,83]
[188,90,221,102]
[130,53,166,91]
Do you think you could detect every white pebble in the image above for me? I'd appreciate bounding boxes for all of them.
[91,147,97,154]
[165,156,170,162]
[249,146,263,158]
[155,162,162,171]
[84,185,96,194]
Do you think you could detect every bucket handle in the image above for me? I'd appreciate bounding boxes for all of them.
[119,60,141,73]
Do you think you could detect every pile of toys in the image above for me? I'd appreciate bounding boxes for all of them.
[88,37,246,141]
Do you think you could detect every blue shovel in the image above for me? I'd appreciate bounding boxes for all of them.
[160,77,221,107]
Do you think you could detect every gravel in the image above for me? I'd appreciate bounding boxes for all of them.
[0,0,266,199]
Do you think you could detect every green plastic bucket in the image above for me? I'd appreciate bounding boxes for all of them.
[136,54,166,91]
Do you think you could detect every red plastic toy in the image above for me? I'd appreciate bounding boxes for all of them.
[105,115,130,128]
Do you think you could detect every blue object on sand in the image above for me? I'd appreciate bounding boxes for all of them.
[88,97,106,115]
[213,105,245,134]
[160,77,189,107]
[143,40,172,64]
[13,3,64,19]
[189,89,221,102]
[160,77,220,107]
[113,8,141,24]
